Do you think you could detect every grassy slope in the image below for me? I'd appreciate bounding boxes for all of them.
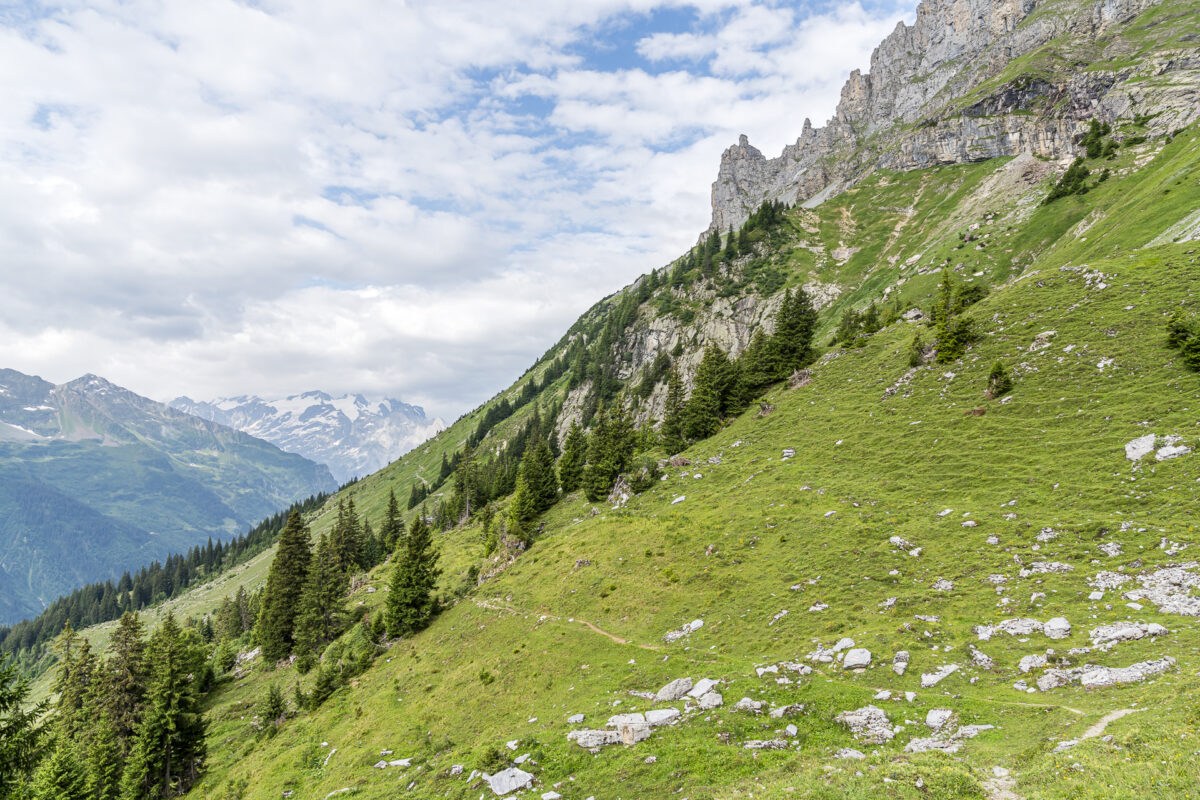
[167,126,1200,800]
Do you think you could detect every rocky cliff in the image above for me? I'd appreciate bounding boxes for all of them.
[709,0,1200,232]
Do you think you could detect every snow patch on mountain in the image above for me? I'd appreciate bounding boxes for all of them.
[171,391,444,483]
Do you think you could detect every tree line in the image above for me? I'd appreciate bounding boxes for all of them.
[0,493,330,667]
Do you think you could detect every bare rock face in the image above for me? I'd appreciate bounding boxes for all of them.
[707,0,1197,232]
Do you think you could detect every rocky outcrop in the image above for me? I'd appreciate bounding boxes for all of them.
[709,0,1200,231]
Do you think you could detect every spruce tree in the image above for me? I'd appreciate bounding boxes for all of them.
[581,402,636,502]
[329,499,364,575]
[120,614,206,800]
[659,367,687,454]
[99,612,146,757]
[773,287,818,374]
[0,651,45,796]
[683,346,725,441]
[85,714,123,800]
[293,533,345,655]
[256,511,312,663]
[380,490,403,551]
[384,514,441,639]
[557,422,587,493]
[31,738,88,800]
[522,437,557,512]
[506,473,537,545]
[738,329,777,397]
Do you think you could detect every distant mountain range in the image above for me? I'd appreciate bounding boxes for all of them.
[0,368,336,625]
[169,392,444,484]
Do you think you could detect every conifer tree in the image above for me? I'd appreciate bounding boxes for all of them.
[739,329,778,397]
[52,624,97,741]
[773,287,818,374]
[361,520,383,569]
[256,511,312,663]
[293,533,345,655]
[683,346,725,441]
[0,651,45,796]
[85,714,123,800]
[99,612,146,757]
[120,614,206,800]
[31,737,88,800]
[522,437,557,512]
[507,473,537,545]
[581,402,636,502]
[384,514,441,639]
[329,499,364,575]
[257,684,285,737]
[659,366,687,454]
[380,490,403,551]
[557,422,587,493]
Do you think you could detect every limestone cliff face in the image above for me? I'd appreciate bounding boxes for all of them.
[709,0,1199,231]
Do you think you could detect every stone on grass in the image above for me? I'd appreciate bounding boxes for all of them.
[567,729,621,748]
[645,708,680,726]
[920,664,959,688]
[486,768,534,796]
[1018,654,1048,673]
[893,651,910,676]
[687,678,719,698]
[654,678,693,702]
[769,704,804,719]
[835,705,894,744]
[698,692,724,709]
[733,697,762,713]
[925,709,956,732]
[743,739,789,750]
[567,714,585,724]
[836,748,866,760]
[843,649,872,670]
[1043,617,1071,640]
[1089,622,1168,646]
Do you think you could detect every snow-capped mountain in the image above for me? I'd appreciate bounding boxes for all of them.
[170,391,445,483]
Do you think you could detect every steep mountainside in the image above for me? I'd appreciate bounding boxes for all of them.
[0,370,336,624]
[27,0,1200,798]
[170,392,445,483]
[709,0,1200,231]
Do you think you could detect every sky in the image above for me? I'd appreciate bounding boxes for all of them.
[0,0,914,419]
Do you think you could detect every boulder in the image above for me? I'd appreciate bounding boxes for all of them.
[1125,434,1157,461]
[1043,617,1071,640]
[843,648,872,670]
[567,729,620,748]
[743,739,789,750]
[698,691,724,709]
[733,697,762,713]
[645,708,680,726]
[920,664,959,688]
[835,705,894,744]
[606,713,646,728]
[835,748,866,759]
[1089,622,1168,646]
[1018,654,1048,673]
[925,709,956,732]
[893,650,910,676]
[654,678,693,702]
[486,768,534,796]
[687,678,719,698]
[1078,657,1175,688]
[567,714,585,724]
[768,704,804,719]
[831,637,855,652]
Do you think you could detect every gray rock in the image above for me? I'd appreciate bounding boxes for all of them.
[645,708,680,726]
[925,709,956,732]
[567,714,585,724]
[698,691,724,710]
[1089,622,1168,646]
[606,713,645,728]
[654,677,693,702]
[486,768,534,796]
[835,705,894,744]
[1018,654,1048,673]
[921,664,959,688]
[1079,657,1175,688]
[567,729,620,748]
[893,650,910,676]
[743,739,789,750]
[843,648,872,670]
[835,748,866,760]
[768,704,804,719]
[1044,617,1072,640]
[733,697,763,713]
[687,678,719,698]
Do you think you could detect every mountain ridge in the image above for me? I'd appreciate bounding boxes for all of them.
[170,391,445,484]
[0,367,336,624]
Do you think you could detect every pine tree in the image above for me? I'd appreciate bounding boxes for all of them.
[384,515,441,639]
[85,714,123,800]
[31,737,88,800]
[683,346,725,441]
[738,329,778,398]
[507,473,537,545]
[257,684,285,737]
[557,422,587,493]
[293,533,345,655]
[659,367,687,454]
[581,402,636,502]
[52,624,97,741]
[99,612,146,757]
[773,287,818,374]
[329,499,364,575]
[380,490,403,551]
[522,437,557,512]
[0,651,46,797]
[120,614,206,800]
[256,511,312,663]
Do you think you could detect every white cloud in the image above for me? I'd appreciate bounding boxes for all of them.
[0,0,913,417]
